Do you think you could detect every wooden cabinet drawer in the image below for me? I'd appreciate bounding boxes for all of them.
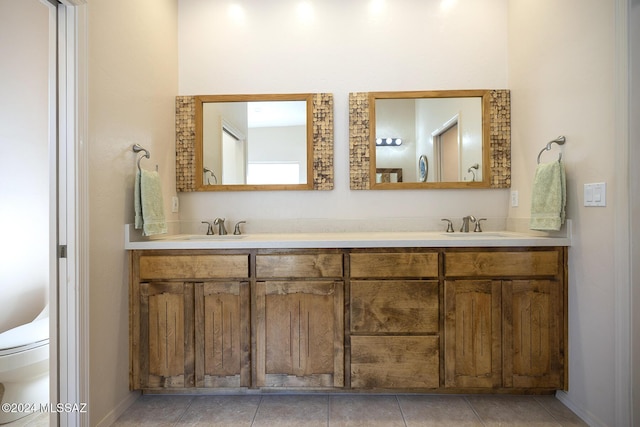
[256,254,343,278]
[351,280,439,333]
[444,250,560,277]
[139,255,249,280]
[350,252,438,278]
[351,336,439,389]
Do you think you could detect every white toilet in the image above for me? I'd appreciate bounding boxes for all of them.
[0,305,49,424]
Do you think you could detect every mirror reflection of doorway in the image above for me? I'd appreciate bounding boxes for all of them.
[221,122,246,184]
[432,115,460,182]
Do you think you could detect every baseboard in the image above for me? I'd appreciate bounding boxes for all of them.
[555,391,606,427]
[94,391,141,427]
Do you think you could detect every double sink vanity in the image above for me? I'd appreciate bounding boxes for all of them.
[127,229,569,394]
[128,88,568,395]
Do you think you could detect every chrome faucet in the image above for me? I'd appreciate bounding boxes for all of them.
[201,221,214,235]
[474,218,487,232]
[460,215,476,232]
[233,221,246,235]
[214,218,227,235]
[441,219,454,233]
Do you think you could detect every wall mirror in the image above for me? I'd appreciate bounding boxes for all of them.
[349,90,511,190]
[176,93,334,192]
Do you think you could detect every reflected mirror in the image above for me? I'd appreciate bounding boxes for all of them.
[196,94,313,190]
[349,90,511,190]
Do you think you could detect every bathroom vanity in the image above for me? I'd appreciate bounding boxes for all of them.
[128,232,568,395]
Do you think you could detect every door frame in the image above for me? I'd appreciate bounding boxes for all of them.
[53,1,89,426]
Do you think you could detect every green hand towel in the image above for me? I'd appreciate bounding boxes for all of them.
[135,169,167,236]
[529,160,566,231]
[134,170,143,229]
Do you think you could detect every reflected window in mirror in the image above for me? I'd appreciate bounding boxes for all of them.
[197,94,312,190]
[176,93,334,192]
[202,100,307,186]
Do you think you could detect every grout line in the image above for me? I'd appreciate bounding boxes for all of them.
[395,395,409,427]
[249,395,263,427]
[325,394,330,427]
[172,395,196,426]
[533,396,564,426]
[463,395,488,426]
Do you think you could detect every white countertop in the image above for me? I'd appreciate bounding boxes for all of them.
[125,226,570,250]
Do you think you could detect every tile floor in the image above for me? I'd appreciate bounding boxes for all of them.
[111,394,588,427]
[2,411,49,427]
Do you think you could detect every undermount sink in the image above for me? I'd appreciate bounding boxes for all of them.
[441,232,511,238]
[185,234,247,240]
[161,234,247,240]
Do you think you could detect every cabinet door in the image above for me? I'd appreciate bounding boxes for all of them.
[444,280,501,388]
[139,282,195,388]
[503,280,563,389]
[256,280,344,388]
[195,281,250,388]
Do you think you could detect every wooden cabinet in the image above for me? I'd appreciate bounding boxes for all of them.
[256,253,343,279]
[444,249,566,390]
[351,335,439,389]
[444,280,501,388]
[138,254,249,279]
[350,252,438,278]
[502,279,563,388]
[138,282,195,389]
[255,252,344,388]
[130,246,567,393]
[195,281,250,388]
[349,251,440,389]
[130,252,250,390]
[256,280,344,388]
[350,280,439,333]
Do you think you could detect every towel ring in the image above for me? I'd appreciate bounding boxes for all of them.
[132,144,150,172]
[203,167,218,185]
[537,136,566,164]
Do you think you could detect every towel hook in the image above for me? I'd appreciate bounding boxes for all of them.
[537,136,566,164]
[132,144,150,172]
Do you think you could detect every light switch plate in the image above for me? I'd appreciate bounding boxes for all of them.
[584,182,606,207]
[511,190,519,207]
[171,196,179,213]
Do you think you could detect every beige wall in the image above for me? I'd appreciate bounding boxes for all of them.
[83,0,632,425]
[177,0,511,226]
[631,0,639,423]
[87,0,178,424]
[0,0,50,331]
[508,1,623,425]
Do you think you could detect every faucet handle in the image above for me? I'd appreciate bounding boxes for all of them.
[201,221,214,235]
[474,218,487,232]
[441,219,454,233]
[233,221,246,235]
